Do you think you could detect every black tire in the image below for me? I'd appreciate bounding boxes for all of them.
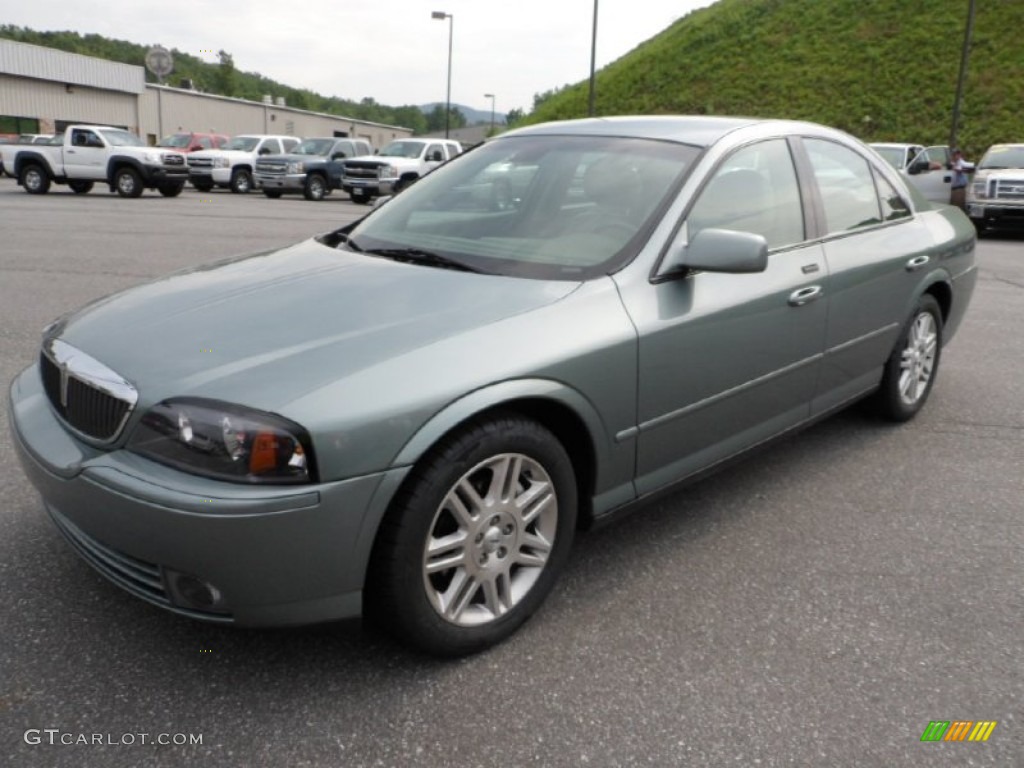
[192,180,214,192]
[229,168,252,194]
[68,180,93,194]
[20,164,51,194]
[365,414,577,657]
[873,294,943,422]
[114,166,144,198]
[349,193,371,205]
[303,174,328,201]
[158,183,184,198]
[392,176,414,195]
[263,190,283,199]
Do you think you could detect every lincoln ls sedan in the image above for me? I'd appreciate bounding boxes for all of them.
[9,116,977,656]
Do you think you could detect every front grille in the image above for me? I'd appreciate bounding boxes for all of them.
[47,507,233,623]
[255,161,286,175]
[343,162,382,180]
[993,178,1024,201]
[39,341,137,442]
[163,154,185,166]
[188,157,213,169]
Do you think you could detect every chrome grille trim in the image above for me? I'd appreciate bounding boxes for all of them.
[41,338,137,443]
[163,154,185,166]
[187,157,213,169]
[993,178,1024,201]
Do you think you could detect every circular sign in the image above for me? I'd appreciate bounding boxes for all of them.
[145,46,174,79]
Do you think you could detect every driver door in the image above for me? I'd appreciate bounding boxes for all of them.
[905,145,952,203]
[65,128,107,180]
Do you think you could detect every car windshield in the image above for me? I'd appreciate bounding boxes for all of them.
[223,137,260,151]
[378,141,428,158]
[158,134,192,148]
[978,145,1024,170]
[98,129,145,147]
[293,139,336,156]
[872,146,904,169]
[347,135,699,280]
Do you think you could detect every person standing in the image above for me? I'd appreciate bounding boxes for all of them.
[950,148,969,209]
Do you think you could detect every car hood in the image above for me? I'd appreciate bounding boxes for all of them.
[345,154,413,166]
[973,168,1024,180]
[257,153,325,164]
[188,149,254,161]
[49,238,579,412]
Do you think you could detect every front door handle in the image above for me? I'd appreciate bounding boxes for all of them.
[788,285,823,307]
[906,255,930,272]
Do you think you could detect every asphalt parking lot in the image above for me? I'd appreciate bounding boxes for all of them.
[1,181,1021,767]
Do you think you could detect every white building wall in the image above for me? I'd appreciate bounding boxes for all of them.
[0,74,139,133]
[140,87,411,148]
[0,38,144,93]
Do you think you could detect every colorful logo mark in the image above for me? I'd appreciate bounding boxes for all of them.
[920,721,997,742]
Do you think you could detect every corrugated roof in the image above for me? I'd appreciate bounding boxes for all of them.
[0,38,145,94]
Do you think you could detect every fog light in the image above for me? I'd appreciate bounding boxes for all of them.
[165,570,229,614]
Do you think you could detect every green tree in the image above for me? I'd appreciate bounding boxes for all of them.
[216,50,238,97]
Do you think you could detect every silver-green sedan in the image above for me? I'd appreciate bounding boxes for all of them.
[9,117,977,656]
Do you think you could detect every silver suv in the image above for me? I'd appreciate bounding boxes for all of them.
[967,144,1024,234]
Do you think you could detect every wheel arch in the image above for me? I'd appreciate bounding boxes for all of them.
[14,151,54,179]
[390,379,609,526]
[106,156,145,184]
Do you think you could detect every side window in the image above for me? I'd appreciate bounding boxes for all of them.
[426,144,445,162]
[72,129,101,148]
[197,136,212,149]
[875,172,911,221]
[261,139,282,155]
[282,138,299,152]
[805,139,883,234]
[687,139,805,250]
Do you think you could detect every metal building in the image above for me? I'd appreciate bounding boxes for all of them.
[1,38,411,146]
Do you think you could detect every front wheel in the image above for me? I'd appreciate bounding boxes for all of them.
[20,164,51,194]
[873,294,943,421]
[192,180,214,192]
[263,190,283,199]
[365,415,577,656]
[303,174,328,201]
[114,167,143,198]
[68,180,93,194]
[158,183,184,197]
[349,193,371,205]
[230,169,252,194]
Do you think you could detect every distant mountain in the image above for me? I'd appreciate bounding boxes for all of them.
[419,102,506,126]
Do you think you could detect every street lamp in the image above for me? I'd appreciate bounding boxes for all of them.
[431,11,454,138]
[484,93,496,136]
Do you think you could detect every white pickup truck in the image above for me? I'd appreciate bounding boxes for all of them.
[869,143,963,204]
[339,138,462,203]
[2,125,189,197]
[186,135,300,193]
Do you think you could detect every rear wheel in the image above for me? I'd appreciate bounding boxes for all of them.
[192,180,214,192]
[873,294,943,421]
[349,193,371,205]
[365,415,577,656]
[114,167,144,198]
[303,174,328,201]
[68,180,93,194]
[158,183,184,197]
[230,168,252,194]
[20,164,51,194]
[263,190,283,199]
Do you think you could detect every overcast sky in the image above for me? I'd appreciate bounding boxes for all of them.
[5,0,716,115]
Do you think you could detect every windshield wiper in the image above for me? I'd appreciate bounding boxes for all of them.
[364,248,483,273]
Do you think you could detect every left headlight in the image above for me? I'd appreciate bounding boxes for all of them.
[287,162,305,174]
[142,152,163,165]
[127,398,316,484]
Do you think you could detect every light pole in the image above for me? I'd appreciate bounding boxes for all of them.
[949,0,977,150]
[484,93,496,136]
[588,0,598,116]
[431,11,454,138]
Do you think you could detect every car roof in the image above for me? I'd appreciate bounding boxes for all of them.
[504,115,762,147]
[869,142,922,149]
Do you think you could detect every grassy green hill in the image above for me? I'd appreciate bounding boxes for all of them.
[0,26,431,133]
[525,0,1024,157]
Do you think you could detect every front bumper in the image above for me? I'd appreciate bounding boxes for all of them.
[9,365,409,627]
[255,173,305,192]
[967,201,1024,224]
[341,177,394,198]
[141,165,189,185]
[188,167,233,186]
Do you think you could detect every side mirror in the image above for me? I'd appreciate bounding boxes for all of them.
[659,228,768,277]
[258,147,271,155]
[331,152,347,160]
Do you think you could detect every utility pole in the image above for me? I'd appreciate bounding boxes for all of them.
[949,0,977,149]
[588,0,598,116]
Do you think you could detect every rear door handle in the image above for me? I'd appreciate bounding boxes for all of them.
[906,255,930,272]
[788,285,823,307]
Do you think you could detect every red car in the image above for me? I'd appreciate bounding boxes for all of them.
[157,132,229,153]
